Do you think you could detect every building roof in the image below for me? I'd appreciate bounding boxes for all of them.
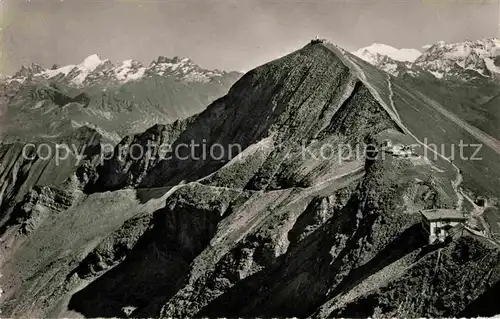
[420,209,466,221]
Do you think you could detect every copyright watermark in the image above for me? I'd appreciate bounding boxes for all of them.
[20,138,484,167]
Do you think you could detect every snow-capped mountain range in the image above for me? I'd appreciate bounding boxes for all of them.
[353,38,500,80]
[8,54,239,87]
[0,54,243,145]
[353,43,421,64]
[9,38,500,87]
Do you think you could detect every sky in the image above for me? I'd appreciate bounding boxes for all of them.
[0,0,499,75]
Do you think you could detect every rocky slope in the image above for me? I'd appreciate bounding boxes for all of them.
[0,127,102,229]
[0,40,499,318]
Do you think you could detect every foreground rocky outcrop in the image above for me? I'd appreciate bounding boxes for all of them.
[88,119,196,192]
[0,127,102,228]
[1,41,499,318]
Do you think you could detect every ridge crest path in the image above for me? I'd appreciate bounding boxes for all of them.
[324,42,466,209]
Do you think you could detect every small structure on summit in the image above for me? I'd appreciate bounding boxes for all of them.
[311,36,326,45]
[420,209,467,244]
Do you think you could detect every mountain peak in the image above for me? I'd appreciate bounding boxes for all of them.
[352,39,500,80]
[6,53,240,87]
[13,63,45,78]
[3,38,500,319]
[414,38,500,78]
[79,54,108,72]
[353,43,421,63]
[350,43,420,75]
[422,44,433,51]
[155,56,191,65]
[148,55,230,83]
[113,59,146,82]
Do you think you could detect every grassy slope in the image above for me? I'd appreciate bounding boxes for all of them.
[400,74,500,140]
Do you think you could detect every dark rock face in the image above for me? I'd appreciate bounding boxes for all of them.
[67,183,242,318]
[321,235,500,318]
[0,127,101,227]
[13,64,45,78]
[89,119,195,192]
[495,56,500,67]
[13,186,76,235]
[1,42,499,319]
[22,85,91,108]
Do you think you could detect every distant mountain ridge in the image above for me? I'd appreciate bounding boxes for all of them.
[0,55,242,144]
[7,54,241,88]
[353,43,421,63]
[353,38,500,80]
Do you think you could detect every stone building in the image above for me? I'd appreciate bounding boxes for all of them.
[421,209,467,244]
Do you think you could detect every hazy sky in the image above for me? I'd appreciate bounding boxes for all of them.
[1,0,499,74]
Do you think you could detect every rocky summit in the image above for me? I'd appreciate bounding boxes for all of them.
[1,40,500,318]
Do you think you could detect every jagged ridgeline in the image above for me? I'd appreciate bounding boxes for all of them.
[1,41,500,318]
[0,55,242,145]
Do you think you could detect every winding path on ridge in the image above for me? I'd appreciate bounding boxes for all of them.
[385,74,464,210]
[386,74,402,123]
[335,45,466,210]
